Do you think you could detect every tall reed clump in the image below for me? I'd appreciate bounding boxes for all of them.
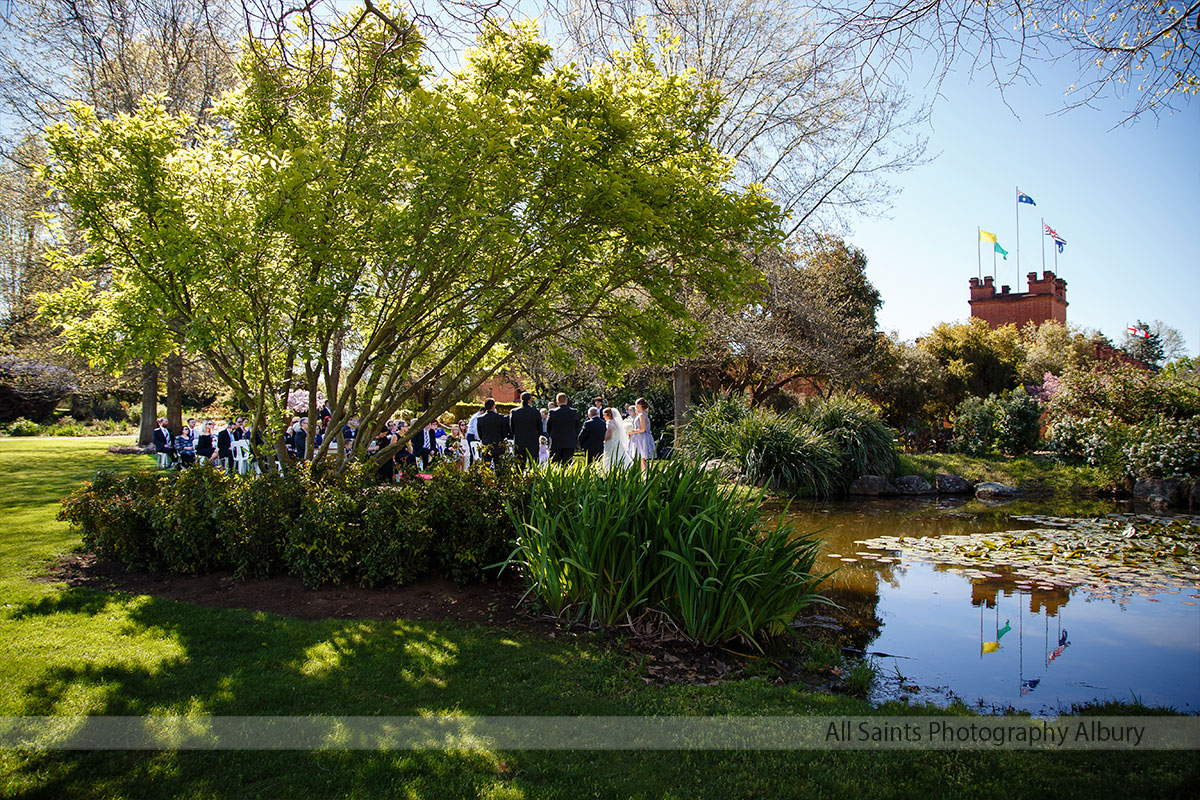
[797,395,898,486]
[503,461,829,649]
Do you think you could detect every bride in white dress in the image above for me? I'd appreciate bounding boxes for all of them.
[601,407,634,470]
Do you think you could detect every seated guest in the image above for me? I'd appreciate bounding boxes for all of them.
[415,420,441,466]
[196,421,215,464]
[342,416,359,443]
[175,426,196,468]
[217,420,234,471]
[152,418,175,465]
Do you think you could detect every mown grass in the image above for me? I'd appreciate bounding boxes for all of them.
[0,438,1195,799]
[898,452,1115,497]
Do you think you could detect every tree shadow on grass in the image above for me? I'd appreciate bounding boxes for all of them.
[1,584,623,798]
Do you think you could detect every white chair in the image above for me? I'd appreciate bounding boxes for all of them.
[231,439,251,475]
[156,451,172,469]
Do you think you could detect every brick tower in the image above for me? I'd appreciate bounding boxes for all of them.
[969,270,1067,329]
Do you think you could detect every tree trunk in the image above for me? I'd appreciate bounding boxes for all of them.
[165,353,183,433]
[672,364,691,441]
[137,361,159,445]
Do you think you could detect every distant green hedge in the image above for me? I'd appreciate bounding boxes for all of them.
[59,460,522,587]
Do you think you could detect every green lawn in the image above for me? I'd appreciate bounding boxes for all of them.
[0,438,1194,799]
[897,452,1115,497]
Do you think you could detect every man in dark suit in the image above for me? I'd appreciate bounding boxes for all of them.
[414,421,441,467]
[152,418,175,467]
[546,393,580,464]
[508,391,542,466]
[577,406,606,463]
[217,420,234,471]
[476,398,508,462]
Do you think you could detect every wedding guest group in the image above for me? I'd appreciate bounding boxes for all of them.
[149,393,656,476]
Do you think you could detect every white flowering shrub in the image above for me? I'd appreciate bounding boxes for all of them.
[1122,416,1200,479]
[1046,416,1122,468]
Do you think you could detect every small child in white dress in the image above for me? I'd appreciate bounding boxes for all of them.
[538,435,550,465]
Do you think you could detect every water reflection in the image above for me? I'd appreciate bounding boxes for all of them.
[780,497,1200,713]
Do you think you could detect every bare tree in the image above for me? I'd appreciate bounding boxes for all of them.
[808,0,1199,123]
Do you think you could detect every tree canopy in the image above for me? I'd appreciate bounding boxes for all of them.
[37,13,778,466]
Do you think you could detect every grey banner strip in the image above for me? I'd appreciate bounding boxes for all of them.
[1,716,1197,751]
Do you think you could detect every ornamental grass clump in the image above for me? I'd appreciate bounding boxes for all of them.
[504,461,829,649]
[797,395,898,486]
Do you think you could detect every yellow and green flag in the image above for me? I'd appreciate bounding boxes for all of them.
[979,229,997,243]
[981,641,1000,654]
[994,242,1008,260]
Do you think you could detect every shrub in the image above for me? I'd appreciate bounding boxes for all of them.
[150,464,231,574]
[359,485,434,587]
[732,411,841,496]
[1122,416,1200,479]
[798,395,898,483]
[218,470,303,579]
[5,417,41,436]
[284,475,365,587]
[58,470,166,569]
[425,461,515,584]
[1045,416,1125,472]
[675,394,750,463]
[0,358,76,423]
[505,461,829,649]
[951,396,996,456]
[994,388,1042,455]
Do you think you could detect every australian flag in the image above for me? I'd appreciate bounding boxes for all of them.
[1017,190,1036,205]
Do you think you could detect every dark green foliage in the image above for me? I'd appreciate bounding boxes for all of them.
[359,485,433,588]
[284,478,365,587]
[217,470,303,579]
[951,396,997,456]
[57,470,166,570]
[994,389,1042,455]
[678,395,897,495]
[58,456,521,588]
[426,461,518,584]
[505,461,829,649]
[735,411,841,496]
[798,395,898,483]
[149,464,231,574]
[0,357,76,422]
[953,390,1043,457]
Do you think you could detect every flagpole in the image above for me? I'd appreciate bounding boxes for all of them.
[992,245,997,280]
[1015,186,1021,282]
[1041,217,1045,271]
[977,227,981,279]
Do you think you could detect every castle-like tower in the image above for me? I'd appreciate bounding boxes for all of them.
[969,270,1067,329]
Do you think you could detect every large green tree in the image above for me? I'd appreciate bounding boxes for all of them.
[38,13,777,467]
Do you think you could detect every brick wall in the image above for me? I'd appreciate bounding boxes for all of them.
[969,271,1068,329]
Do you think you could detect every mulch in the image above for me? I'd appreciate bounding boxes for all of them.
[44,552,851,689]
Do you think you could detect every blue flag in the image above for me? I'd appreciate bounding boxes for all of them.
[1017,191,1036,205]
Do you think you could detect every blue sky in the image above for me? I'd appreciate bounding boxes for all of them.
[847,57,1200,355]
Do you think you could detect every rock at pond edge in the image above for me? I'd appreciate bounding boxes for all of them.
[848,475,898,496]
[975,482,1021,500]
[893,475,934,495]
[935,473,974,494]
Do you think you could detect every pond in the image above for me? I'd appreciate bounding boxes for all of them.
[779,497,1200,714]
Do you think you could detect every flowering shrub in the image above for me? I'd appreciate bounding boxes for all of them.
[1045,416,1122,468]
[1122,416,1200,479]
[994,389,1042,455]
[285,390,327,414]
[4,417,42,436]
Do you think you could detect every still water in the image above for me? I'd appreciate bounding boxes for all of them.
[780,497,1200,713]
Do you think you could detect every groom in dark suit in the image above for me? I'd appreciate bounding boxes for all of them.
[577,406,606,463]
[508,391,542,466]
[546,393,580,464]
[475,398,508,462]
